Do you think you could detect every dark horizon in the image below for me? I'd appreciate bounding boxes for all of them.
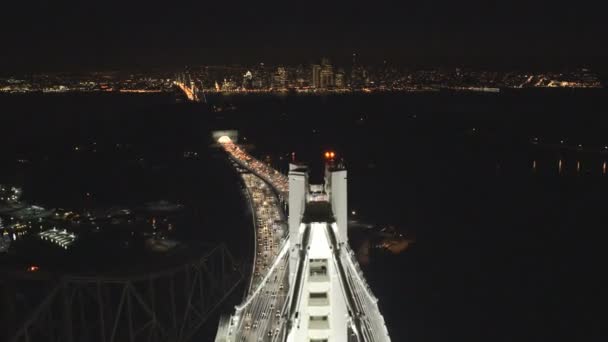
[2,53,607,75]
[2,1,607,74]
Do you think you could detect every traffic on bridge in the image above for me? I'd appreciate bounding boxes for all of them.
[218,136,291,341]
[220,137,289,198]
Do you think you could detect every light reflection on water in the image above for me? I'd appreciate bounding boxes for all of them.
[357,155,608,267]
[531,158,608,176]
[353,229,414,266]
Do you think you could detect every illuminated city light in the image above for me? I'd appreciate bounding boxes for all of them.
[1,66,602,96]
[218,136,232,144]
[39,228,77,249]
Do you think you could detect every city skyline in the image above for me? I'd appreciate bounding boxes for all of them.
[1,59,602,95]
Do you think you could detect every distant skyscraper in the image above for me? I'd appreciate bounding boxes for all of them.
[272,67,287,89]
[253,63,269,89]
[242,70,253,89]
[311,58,334,89]
[311,64,322,88]
[350,53,366,88]
[320,58,334,88]
[335,68,345,88]
[295,64,308,87]
[320,67,334,88]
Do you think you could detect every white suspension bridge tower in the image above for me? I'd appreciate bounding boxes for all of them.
[215,134,391,342]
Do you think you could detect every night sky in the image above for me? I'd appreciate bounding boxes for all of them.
[2,0,607,72]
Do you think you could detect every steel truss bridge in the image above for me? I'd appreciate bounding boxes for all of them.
[2,244,243,342]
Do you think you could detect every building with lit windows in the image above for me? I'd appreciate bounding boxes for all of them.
[312,64,322,88]
[273,67,288,89]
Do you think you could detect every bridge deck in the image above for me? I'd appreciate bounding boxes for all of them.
[217,142,291,341]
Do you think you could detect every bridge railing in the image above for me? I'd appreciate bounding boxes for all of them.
[340,245,392,342]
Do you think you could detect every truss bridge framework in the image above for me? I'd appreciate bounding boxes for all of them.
[2,243,243,342]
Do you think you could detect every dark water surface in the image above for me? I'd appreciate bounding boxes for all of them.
[1,90,607,341]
